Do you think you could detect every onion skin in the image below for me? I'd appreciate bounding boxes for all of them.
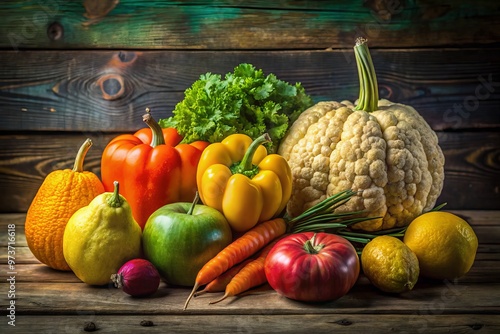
[111,259,161,297]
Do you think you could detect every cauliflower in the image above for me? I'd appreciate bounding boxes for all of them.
[278,39,445,231]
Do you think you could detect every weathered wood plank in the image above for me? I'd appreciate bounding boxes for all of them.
[0,263,81,283]
[0,211,498,333]
[0,246,33,264]
[454,211,500,226]
[0,134,111,212]
[0,214,27,246]
[437,131,500,210]
[1,131,499,212]
[2,314,499,334]
[1,49,499,132]
[2,281,499,315]
[0,0,499,50]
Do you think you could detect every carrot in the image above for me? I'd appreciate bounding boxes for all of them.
[183,218,287,310]
[209,238,280,305]
[193,259,253,297]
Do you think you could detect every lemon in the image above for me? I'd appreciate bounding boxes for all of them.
[403,211,478,280]
[361,235,419,293]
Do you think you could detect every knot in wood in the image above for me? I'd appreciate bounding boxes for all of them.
[334,319,353,326]
[97,74,125,101]
[108,51,139,68]
[118,51,137,63]
[47,22,63,41]
[378,84,393,100]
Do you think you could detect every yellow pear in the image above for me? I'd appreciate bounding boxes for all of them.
[63,181,142,285]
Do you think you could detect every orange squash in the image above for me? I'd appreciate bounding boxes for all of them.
[25,138,105,271]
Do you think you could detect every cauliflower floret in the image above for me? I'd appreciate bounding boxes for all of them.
[328,109,387,231]
[282,102,352,217]
[278,99,445,232]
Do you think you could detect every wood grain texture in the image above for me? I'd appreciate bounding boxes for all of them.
[0,134,111,212]
[2,314,499,334]
[1,49,499,132]
[5,314,500,334]
[437,131,500,210]
[0,0,499,50]
[2,280,498,315]
[1,212,498,332]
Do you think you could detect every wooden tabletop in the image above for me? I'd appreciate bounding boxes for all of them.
[1,210,499,333]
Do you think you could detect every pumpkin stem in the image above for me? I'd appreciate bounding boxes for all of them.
[72,138,92,172]
[187,191,200,216]
[107,181,124,208]
[354,37,379,113]
[143,108,165,148]
[303,233,325,254]
[231,133,271,178]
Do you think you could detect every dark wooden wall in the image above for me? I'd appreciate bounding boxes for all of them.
[0,0,499,213]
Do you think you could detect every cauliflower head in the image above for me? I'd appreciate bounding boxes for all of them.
[278,99,445,231]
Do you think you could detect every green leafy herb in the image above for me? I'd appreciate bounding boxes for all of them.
[158,63,313,153]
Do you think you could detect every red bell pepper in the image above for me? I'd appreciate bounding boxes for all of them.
[101,109,209,229]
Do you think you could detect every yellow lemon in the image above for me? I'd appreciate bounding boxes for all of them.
[361,235,419,293]
[403,211,478,280]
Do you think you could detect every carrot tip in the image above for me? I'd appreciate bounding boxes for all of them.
[209,293,229,305]
[183,283,199,310]
[193,290,207,297]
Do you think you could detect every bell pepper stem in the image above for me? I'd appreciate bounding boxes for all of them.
[303,233,325,254]
[239,133,272,172]
[143,108,165,147]
[107,181,124,208]
[354,37,379,113]
[72,138,92,173]
[187,191,200,216]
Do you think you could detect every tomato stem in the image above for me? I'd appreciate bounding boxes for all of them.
[72,138,92,173]
[354,37,379,113]
[143,108,165,148]
[303,234,325,254]
[107,181,124,208]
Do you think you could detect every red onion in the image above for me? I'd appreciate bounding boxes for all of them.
[111,259,160,297]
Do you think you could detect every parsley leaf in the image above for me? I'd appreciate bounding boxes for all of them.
[159,63,313,153]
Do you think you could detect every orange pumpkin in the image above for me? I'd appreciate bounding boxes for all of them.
[25,138,104,271]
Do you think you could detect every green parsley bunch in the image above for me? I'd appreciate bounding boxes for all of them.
[159,63,313,153]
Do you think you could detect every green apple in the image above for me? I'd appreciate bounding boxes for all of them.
[142,197,232,287]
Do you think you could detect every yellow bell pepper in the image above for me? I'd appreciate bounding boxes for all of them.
[196,133,292,233]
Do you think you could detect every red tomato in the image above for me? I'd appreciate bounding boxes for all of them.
[264,232,360,302]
